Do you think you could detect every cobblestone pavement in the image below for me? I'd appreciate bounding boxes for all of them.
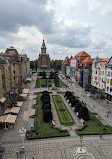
[1,73,112,159]
[2,136,112,159]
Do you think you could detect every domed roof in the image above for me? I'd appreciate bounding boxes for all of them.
[41,39,46,49]
[93,55,100,65]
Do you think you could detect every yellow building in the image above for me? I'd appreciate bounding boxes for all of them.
[0,46,30,99]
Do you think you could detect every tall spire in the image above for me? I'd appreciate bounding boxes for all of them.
[41,39,46,49]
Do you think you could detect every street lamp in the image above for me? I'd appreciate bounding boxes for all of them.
[80,135,83,151]
[19,127,26,150]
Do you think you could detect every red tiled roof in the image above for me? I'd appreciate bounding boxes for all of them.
[80,57,94,67]
[74,51,90,58]
[99,58,109,66]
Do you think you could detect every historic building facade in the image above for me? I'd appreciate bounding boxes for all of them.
[61,51,93,87]
[105,57,112,103]
[0,46,30,99]
[91,56,109,92]
[38,40,50,70]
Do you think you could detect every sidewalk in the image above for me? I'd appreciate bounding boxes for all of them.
[59,75,112,127]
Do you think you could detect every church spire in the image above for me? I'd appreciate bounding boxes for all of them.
[41,39,46,49]
[41,39,46,54]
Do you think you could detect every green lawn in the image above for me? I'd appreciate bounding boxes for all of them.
[76,112,112,135]
[36,78,66,87]
[52,95,75,126]
[29,93,69,139]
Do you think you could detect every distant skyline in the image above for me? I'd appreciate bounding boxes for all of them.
[0,0,112,60]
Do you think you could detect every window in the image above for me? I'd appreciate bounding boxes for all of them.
[111,79,112,85]
[108,71,110,76]
[107,79,109,83]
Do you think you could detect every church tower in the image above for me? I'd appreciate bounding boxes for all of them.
[38,39,50,70]
[41,39,46,54]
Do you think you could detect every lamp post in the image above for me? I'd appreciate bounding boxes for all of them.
[80,135,83,151]
[19,127,26,154]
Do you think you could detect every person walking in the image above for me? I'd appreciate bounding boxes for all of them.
[16,150,19,157]
[19,149,22,156]
[100,133,102,139]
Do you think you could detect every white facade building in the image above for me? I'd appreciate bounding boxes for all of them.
[105,57,112,103]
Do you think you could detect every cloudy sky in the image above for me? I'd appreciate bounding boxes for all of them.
[0,0,112,60]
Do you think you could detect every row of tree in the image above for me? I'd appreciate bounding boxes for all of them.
[30,60,62,71]
[50,60,63,71]
[64,91,90,121]
[41,91,53,122]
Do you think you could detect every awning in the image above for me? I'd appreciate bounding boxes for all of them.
[11,107,20,114]
[4,107,20,114]
[4,108,11,114]
[0,114,17,123]
[19,93,27,98]
[0,97,6,103]
[16,101,23,107]
[5,114,17,123]
[22,89,29,94]
[0,115,8,123]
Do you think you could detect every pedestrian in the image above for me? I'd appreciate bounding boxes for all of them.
[19,149,22,156]
[100,133,102,139]
[16,150,19,157]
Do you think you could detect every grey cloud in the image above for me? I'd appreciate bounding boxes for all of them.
[0,0,54,35]
[46,21,91,48]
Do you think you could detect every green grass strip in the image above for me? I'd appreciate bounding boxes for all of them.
[52,95,75,126]
[29,93,69,139]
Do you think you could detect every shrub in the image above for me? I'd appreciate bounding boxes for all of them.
[64,91,70,97]
[100,94,105,100]
[41,93,50,101]
[71,98,79,107]
[79,107,90,121]
[69,95,75,103]
[42,96,50,102]
[43,109,53,122]
[43,104,51,111]
[42,91,49,95]
[74,103,82,113]
[42,99,50,109]
[66,92,73,99]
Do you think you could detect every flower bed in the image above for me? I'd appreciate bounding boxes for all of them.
[52,95,74,126]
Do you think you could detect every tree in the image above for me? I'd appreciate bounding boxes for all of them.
[49,71,54,79]
[66,92,73,99]
[64,91,70,97]
[79,107,90,121]
[50,60,63,71]
[41,93,50,101]
[54,71,59,87]
[43,109,53,122]
[42,100,50,109]
[42,71,46,79]
[42,96,50,102]
[43,104,51,111]
[42,91,49,94]
[69,95,75,103]
[71,98,79,107]
[74,103,82,113]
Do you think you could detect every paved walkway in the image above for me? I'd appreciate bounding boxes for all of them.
[59,75,112,127]
[1,73,112,159]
